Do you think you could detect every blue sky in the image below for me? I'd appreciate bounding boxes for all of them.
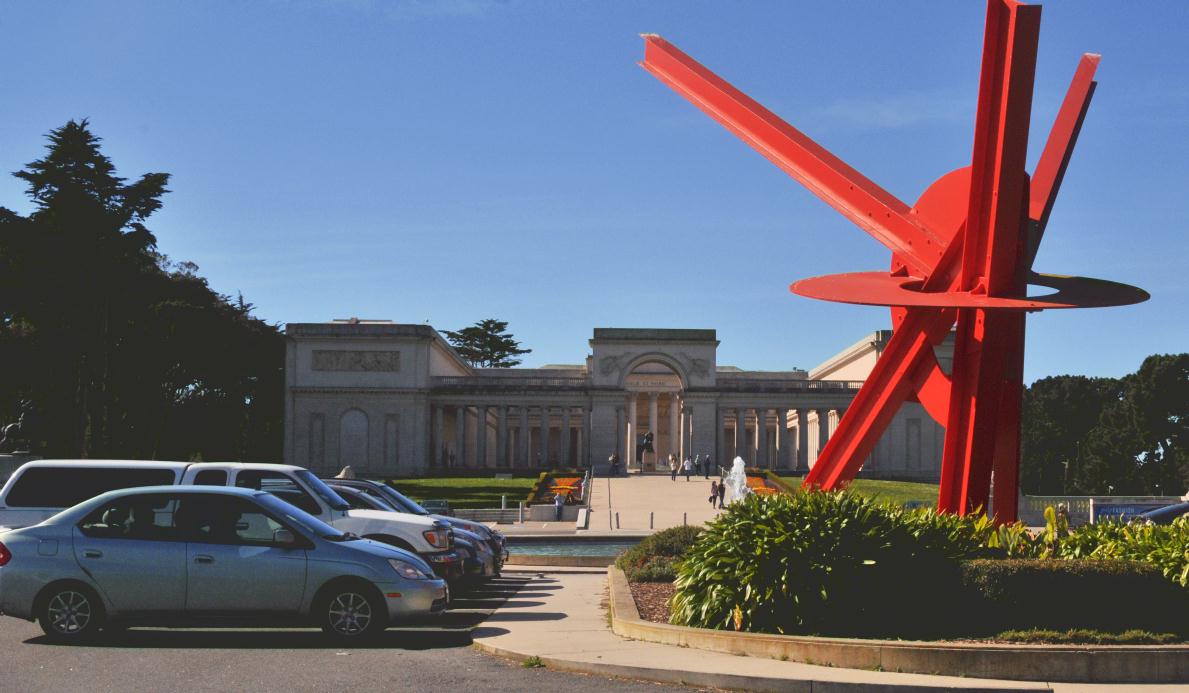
[1,0,1186,383]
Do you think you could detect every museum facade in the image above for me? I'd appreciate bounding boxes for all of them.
[283,321,948,480]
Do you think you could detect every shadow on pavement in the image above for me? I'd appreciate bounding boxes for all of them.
[23,577,534,650]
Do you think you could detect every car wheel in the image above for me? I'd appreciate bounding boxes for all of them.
[319,584,386,641]
[37,584,104,642]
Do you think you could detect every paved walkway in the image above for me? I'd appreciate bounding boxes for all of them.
[472,571,1186,692]
[587,473,724,531]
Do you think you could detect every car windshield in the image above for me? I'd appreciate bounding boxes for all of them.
[375,485,430,515]
[295,470,351,511]
[253,492,353,540]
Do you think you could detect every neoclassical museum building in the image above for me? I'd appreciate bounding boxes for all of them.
[284,321,952,480]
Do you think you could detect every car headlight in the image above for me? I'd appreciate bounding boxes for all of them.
[389,558,431,580]
[423,529,449,548]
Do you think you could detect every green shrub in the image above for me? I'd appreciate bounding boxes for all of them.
[1050,516,1189,587]
[961,559,1189,635]
[670,491,994,637]
[628,555,681,582]
[616,525,701,582]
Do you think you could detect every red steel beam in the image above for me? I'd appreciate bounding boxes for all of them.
[640,35,948,279]
[1025,53,1099,269]
[940,0,1040,514]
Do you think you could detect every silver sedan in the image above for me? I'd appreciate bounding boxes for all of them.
[0,486,448,642]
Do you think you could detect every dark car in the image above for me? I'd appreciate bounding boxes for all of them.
[327,483,499,581]
[1135,502,1189,525]
[324,479,506,563]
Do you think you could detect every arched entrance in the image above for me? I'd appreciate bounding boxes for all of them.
[623,359,685,472]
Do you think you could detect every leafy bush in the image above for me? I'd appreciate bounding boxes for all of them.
[616,525,701,582]
[1048,516,1189,587]
[669,491,1189,638]
[962,559,1189,635]
[670,491,996,636]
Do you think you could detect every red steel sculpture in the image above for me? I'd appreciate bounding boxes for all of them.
[640,0,1147,521]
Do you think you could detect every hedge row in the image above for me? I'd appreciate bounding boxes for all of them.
[668,491,1189,638]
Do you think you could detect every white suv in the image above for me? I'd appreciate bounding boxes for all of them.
[0,460,463,582]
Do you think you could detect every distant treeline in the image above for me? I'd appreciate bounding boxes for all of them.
[1021,353,1188,495]
[0,120,283,462]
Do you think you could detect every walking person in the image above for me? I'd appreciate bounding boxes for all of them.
[716,477,726,508]
[709,480,719,507]
[669,455,678,481]
[703,454,712,480]
[693,454,702,477]
[683,456,693,481]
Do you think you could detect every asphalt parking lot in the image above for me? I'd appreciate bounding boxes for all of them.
[0,575,694,692]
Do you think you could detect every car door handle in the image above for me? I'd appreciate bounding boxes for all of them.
[193,555,214,564]
[83,549,102,559]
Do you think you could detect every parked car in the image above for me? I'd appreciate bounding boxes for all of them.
[419,499,453,516]
[326,478,506,563]
[1136,502,1189,525]
[0,460,463,583]
[0,486,448,642]
[328,483,500,580]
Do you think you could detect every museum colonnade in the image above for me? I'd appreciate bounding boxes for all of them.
[430,403,591,469]
[429,396,848,471]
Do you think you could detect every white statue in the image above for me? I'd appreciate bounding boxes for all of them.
[725,456,750,504]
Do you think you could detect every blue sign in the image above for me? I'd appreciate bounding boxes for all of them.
[1092,502,1170,522]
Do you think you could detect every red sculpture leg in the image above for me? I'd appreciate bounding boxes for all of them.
[990,312,1026,521]
[804,308,953,490]
[939,0,1039,515]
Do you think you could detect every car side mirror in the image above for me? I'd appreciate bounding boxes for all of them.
[273,528,297,546]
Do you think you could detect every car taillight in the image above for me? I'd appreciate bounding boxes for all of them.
[0,541,11,567]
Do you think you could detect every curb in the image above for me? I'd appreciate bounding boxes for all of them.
[504,555,616,568]
[471,639,1044,693]
[607,567,1189,685]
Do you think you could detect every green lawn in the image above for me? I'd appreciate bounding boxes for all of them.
[777,474,939,507]
[388,477,537,509]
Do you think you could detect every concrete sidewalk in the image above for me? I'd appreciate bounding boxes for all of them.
[470,572,1186,692]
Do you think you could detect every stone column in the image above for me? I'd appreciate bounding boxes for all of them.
[818,409,831,463]
[757,408,769,468]
[455,405,467,468]
[497,406,508,468]
[627,395,638,467]
[668,394,680,462]
[561,407,572,468]
[618,406,627,461]
[519,406,529,467]
[538,406,550,467]
[582,406,592,467]
[734,408,746,463]
[713,408,722,468]
[476,405,488,469]
[798,409,809,471]
[647,393,659,469]
[433,405,444,467]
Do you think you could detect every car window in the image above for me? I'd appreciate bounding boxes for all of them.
[234,470,321,516]
[6,467,177,508]
[79,494,183,541]
[334,486,374,511]
[192,469,228,486]
[359,488,398,511]
[379,486,430,515]
[184,496,288,546]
